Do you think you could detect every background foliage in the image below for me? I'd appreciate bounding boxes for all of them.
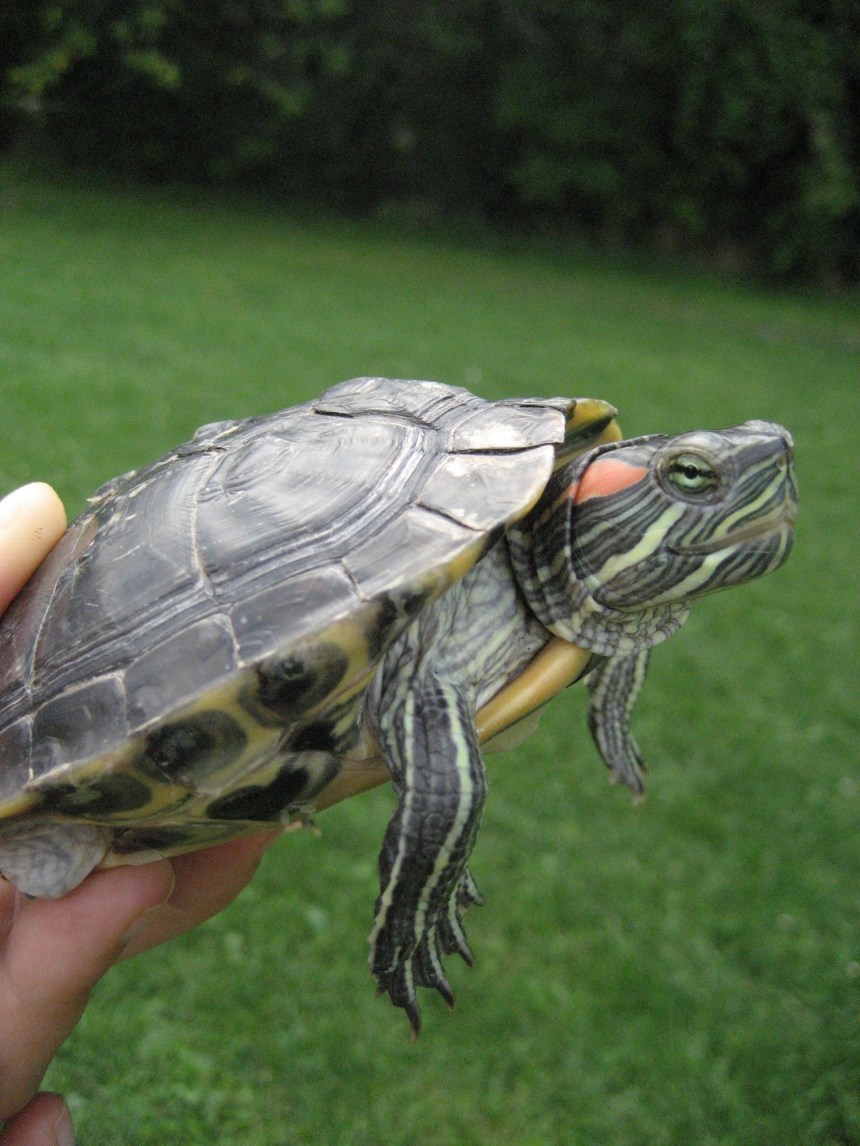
[1,0,858,282]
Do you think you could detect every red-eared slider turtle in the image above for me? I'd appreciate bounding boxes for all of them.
[0,377,797,1032]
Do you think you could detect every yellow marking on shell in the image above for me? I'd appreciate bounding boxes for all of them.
[0,788,43,821]
[129,678,285,818]
[434,533,497,585]
[10,674,307,834]
[554,401,623,471]
[98,821,270,868]
[603,419,623,445]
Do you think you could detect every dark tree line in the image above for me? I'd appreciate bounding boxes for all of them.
[2,0,858,282]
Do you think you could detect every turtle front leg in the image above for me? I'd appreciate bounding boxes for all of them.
[586,648,651,797]
[369,670,486,1035]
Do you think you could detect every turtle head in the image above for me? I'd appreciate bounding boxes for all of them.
[509,420,798,655]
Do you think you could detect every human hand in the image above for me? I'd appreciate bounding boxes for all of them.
[0,484,281,1141]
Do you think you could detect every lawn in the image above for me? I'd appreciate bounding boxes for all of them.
[1,163,858,1145]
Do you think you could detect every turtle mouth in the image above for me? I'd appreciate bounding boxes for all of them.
[669,500,797,557]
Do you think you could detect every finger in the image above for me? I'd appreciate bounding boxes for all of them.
[0,862,173,1118]
[120,829,282,958]
[0,484,67,615]
[3,861,174,1003]
[0,1092,74,1146]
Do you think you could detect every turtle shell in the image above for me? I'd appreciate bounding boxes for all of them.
[0,377,579,863]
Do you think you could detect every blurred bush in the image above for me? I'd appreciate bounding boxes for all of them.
[2,0,857,283]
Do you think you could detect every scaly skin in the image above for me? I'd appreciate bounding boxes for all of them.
[365,541,550,1032]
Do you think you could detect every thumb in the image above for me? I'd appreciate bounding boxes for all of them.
[0,484,67,615]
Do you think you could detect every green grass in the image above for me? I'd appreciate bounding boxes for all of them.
[1,162,858,1145]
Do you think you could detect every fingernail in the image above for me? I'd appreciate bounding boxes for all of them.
[53,1099,76,1146]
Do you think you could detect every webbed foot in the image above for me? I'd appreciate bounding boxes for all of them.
[370,867,482,1036]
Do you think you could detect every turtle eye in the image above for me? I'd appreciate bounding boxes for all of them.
[665,453,719,495]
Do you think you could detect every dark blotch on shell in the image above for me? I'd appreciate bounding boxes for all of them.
[366,587,430,660]
[40,772,153,817]
[206,753,339,821]
[111,825,202,854]
[247,642,349,725]
[139,711,247,786]
[289,720,340,754]
[279,693,362,756]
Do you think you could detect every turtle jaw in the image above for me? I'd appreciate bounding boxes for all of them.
[668,496,797,559]
[639,488,796,609]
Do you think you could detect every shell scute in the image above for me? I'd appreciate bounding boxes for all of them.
[418,446,555,530]
[313,376,471,421]
[0,515,99,699]
[30,674,126,774]
[125,616,238,729]
[0,730,34,822]
[29,452,219,701]
[228,565,356,664]
[343,506,490,601]
[446,398,566,452]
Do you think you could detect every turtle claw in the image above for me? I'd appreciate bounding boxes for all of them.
[413,934,456,1009]
[439,870,481,964]
[405,997,422,1040]
[435,977,456,1011]
[373,935,457,1035]
[375,957,425,1037]
[458,868,484,909]
[439,918,475,965]
[371,873,481,1033]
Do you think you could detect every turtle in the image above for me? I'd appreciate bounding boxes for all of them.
[0,376,797,1033]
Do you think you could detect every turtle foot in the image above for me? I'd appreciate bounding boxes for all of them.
[0,821,111,898]
[370,870,481,1034]
[586,650,650,798]
[373,926,458,1038]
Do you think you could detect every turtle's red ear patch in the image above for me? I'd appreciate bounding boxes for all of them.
[570,458,648,504]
